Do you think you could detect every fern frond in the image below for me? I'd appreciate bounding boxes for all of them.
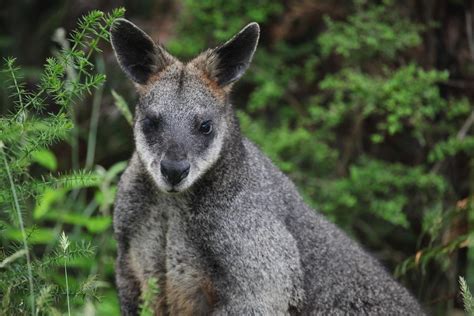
[38,170,100,191]
[460,276,474,315]
[0,8,125,313]
[6,114,73,169]
[36,284,57,314]
[0,118,23,143]
[140,277,160,316]
[0,142,35,314]
[41,240,95,267]
[75,274,104,302]
[2,57,27,112]
[111,89,133,125]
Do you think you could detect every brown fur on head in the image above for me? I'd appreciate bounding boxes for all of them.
[111,18,259,96]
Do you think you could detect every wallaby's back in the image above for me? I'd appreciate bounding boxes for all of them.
[242,138,423,314]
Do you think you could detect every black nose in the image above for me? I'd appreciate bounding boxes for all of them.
[160,159,190,186]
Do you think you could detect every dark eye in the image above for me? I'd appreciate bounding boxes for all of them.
[199,120,213,135]
[142,116,159,132]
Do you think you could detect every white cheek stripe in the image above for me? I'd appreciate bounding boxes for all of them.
[188,132,224,182]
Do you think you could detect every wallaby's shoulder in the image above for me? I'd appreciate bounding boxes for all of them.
[237,137,306,210]
[114,153,156,238]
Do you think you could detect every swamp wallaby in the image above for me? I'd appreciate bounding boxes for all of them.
[110,18,424,315]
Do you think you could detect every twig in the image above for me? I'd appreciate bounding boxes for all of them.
[60,232,71,316]
[425,292,457,306]
[85,57,105,169]
[0,142,35,315]
[431,110,474,173]
[458,110,474,140]
[466,12,474,61]
[431,13,474,173]
[283,93,307,118]
[444,80,470,89]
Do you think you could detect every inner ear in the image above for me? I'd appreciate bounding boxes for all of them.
[191,23,260,87]
[213,23,260,85]
[110,18,174,85]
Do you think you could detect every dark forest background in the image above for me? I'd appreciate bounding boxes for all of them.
[1,0,474,314]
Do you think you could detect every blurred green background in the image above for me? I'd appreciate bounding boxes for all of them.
[1,0,474,314]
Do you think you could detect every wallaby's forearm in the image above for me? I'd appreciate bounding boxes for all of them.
[115,251,141,316]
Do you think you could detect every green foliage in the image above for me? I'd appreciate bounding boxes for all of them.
[0,8,124,315]
[168,0,283,56]
[319,0,422,60]
[318,159,446,229]
[318,65,449,138]
[460,276,474,315]
[111,90,133,126]
[31,150,58,171]
[429,135,474,163]
[139,278,160,316]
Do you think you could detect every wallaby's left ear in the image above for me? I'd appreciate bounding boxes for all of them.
[110,18,175,85]
[200,23,260,87]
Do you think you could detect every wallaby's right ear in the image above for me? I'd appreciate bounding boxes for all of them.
[191,23,260,88]
[110,18,174,85]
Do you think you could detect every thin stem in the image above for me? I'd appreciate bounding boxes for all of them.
[64,258,71,316]
[85,57,105,169]
[7,60,24,110]
[61,231,71,316]
[0,143,35,315]
[466,12,474,61]
[6,59,29,122]
[68,26,102,180]
[431,109,474,173]
[70,106,79,172]
[12,89,45,121]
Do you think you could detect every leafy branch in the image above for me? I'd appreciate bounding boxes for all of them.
[0,8,125,314]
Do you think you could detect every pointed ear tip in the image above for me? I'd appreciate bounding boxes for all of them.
[110,18,125,32]
[111,18,128,26]
[246,22,260,33]
[110,18,137,32]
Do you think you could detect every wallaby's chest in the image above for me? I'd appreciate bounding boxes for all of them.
[128,202,215,315]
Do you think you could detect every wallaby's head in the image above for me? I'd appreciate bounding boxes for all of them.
[110,19,259,193]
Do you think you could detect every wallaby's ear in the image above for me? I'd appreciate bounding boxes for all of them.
[110,18,174,85]
[200,23,260,87]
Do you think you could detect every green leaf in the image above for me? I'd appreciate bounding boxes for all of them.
[112,89,133,125]
[85,216,111,233]
[31,149,58,171]
[38,170,101,191]
[460,276,474,315]
[4,227,56,245]
[42,211,112,233]
[34,188,66,219]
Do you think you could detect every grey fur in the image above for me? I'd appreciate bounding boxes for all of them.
[111,19,424,315]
